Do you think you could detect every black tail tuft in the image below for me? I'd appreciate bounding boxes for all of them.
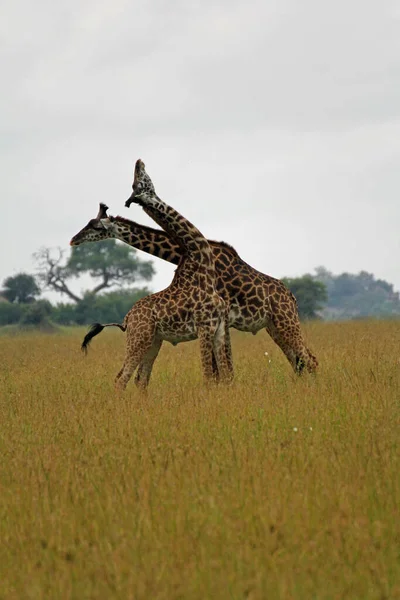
[81,323,105,354]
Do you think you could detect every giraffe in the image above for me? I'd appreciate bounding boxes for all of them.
[71,206,318,375]
[81,159,232,391]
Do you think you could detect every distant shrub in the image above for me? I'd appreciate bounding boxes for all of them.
[52,288,150,325]
[0,302,24,325]
[19,300,53,326]
[51,303,78,326]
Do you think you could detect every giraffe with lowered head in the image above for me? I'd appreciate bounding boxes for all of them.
[81,159,232,391]
[71,204,318,375]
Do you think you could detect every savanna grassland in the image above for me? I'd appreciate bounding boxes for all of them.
[0,320,399,599]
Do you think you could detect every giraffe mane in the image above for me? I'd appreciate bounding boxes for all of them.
[112,215,168,236]
[208,240,239,256]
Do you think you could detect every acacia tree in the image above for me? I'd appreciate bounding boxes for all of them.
[34,240,155,302]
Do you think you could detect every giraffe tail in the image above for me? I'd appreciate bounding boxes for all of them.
[81,322,127,354]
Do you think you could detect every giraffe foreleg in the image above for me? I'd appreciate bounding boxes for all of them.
[211,351,220,382]
[265,320,318,375]
[198,327,218,383]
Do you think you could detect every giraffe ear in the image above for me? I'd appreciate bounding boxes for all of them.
[99,218,112,230]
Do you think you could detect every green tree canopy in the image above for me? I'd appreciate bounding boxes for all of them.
[66,241,154,290]
[282,275,327,320]
[1,273,41,304]
[34,241,155,302]
[312,267,400,319]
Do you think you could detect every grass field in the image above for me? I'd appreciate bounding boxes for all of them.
[0,320,399,599]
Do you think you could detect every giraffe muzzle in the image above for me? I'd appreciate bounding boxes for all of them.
[125,192,135,208]
[125,191,143,208]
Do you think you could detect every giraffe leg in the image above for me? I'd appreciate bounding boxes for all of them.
[115,357,140,393]
[224,313,234,379]
[134,338,163,389]
[114,317,157,392]
[212,319,234,384]
[210,314,233,382]
[211,350,219,382]
[265,319,318,375]
[198,327,218,382]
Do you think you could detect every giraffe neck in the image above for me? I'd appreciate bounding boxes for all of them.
[140,198,214,270]
[110,216,182,265]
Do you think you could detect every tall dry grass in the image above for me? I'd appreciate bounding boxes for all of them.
[0,321,399,599]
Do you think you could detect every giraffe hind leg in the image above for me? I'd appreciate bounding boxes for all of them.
[115,316,157,392]
[134,338,163,389]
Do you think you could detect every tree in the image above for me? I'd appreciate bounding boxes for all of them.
[312,267,400,320]
[1,273,41,304]
[34,241,155,302]
[34,248,81,303]
[283,275,327,319]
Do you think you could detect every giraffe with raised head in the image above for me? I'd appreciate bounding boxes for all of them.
[71,206,318,375]
[81,160,232,391]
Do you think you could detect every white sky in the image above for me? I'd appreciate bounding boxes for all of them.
[1,0,400,301]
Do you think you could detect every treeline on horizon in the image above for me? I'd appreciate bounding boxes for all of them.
[0,240,399,329]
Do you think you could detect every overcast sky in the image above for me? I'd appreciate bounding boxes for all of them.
[2,0,400,301]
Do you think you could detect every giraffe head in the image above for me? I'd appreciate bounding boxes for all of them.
[70,203,116,246]
[125,159,156,208]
